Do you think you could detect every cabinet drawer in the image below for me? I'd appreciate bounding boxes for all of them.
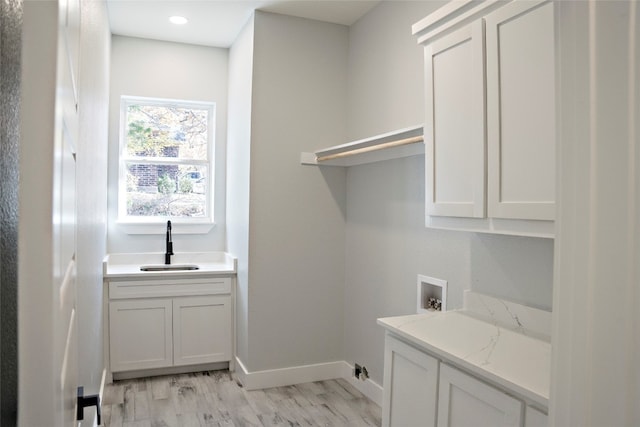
[109,277,231,299]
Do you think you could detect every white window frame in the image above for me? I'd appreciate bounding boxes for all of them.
[117,96,216,234]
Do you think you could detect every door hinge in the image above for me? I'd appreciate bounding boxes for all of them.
[77,386,101,425]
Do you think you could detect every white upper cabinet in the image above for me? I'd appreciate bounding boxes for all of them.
[415,0,555,237]
[485,1,555,220]
[426,21,486,218]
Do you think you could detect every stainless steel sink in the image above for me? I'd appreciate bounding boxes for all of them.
[140,264,200,272]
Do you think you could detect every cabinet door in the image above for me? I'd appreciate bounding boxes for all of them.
[425,20,486,218]
[382,335,438,427]
[173,296,232,366]
[437,364,523,427]
[486,1,555,220]
[109,299,173,372]
[525,406,548,427]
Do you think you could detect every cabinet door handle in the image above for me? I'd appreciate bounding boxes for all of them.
[77,386,101,425]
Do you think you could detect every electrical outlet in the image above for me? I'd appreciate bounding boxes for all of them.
[354,363,362,379]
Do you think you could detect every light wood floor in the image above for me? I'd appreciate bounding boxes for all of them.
[102,370,382,427]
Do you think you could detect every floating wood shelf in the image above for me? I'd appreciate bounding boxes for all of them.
[301,125,424,167]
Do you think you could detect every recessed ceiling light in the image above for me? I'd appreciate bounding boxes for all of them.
[169,16,188,25]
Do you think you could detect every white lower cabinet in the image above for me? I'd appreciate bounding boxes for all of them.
[382,335,438,427]
[383,335,547,427]
[109,298,173,372]
[438,364,522,427]
[107,277,233,375]
[524,406,549,427]
[173,296,231,366]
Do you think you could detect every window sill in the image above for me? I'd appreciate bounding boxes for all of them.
[117,220,215,235]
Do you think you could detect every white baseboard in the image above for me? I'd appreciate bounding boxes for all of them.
[233,357,345,390]
[233,357,383,407]
[233,356,250,388]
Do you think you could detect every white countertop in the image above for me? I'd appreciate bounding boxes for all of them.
[104,252,237,279]
[377,310,551,408]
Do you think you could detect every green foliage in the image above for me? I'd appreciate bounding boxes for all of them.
[127,119,172,156]
[125,103,210,159]
[157,174,175,195]
[178,176,193,194]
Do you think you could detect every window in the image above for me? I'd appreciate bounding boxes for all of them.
[118,96,215,225]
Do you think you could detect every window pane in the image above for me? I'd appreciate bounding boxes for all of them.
[125,164,208,217]
[125,103,210,160]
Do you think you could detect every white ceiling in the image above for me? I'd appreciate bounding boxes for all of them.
[106,0,381,48]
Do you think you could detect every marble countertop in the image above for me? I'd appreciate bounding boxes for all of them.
[104,252,237,279]
[377,309,550,408]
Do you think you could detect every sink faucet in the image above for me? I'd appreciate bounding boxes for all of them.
[165,220,174,265]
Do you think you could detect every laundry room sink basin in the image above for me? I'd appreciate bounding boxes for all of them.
[139,264,200,272]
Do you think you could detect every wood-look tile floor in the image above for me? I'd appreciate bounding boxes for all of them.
[102,370,381,427]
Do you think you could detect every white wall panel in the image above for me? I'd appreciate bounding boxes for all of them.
[551,1,640,425]
[226,15,254,368]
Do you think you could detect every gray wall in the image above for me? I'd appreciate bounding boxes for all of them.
[343,1,554,385]
[347,1,443,141]
[76,0,111,416]
[107,36,229,254]
[242,11,348,371]
[345,156,472,385]
[0,0,21,424]
[470,233,553,309]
